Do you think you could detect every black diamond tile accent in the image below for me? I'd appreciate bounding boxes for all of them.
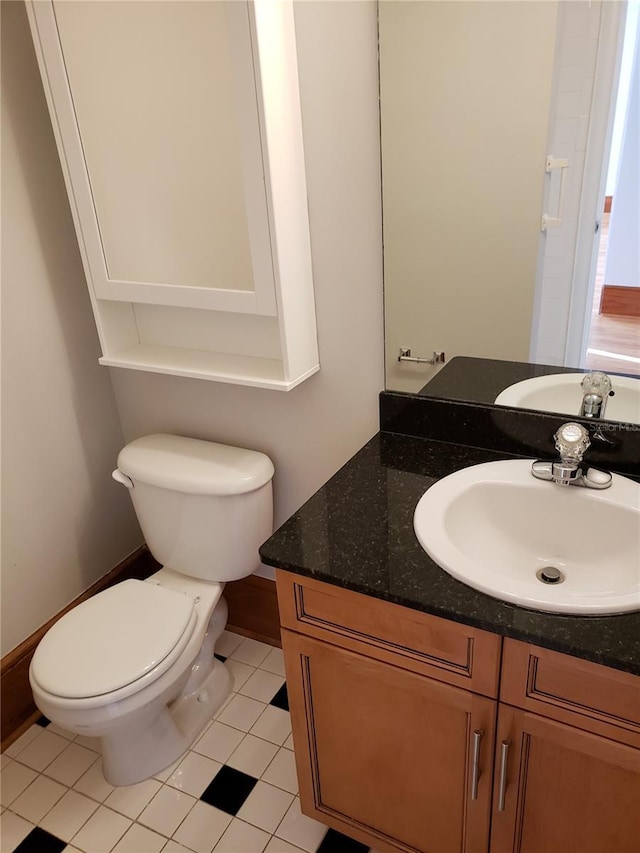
[316,828,371,853]
[316,829,369,853]
[14,827,66,853]
[270,682,289,711]
[214,653,227,663]
[199,765,257,815]
[35,715,51,728]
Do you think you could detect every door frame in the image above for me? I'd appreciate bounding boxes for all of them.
[530,1,627,369]
[564,0,628,368]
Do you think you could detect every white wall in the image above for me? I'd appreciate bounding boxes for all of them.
[108,1,385,567]
[1,1,143,656]
[1,0,382,658]
[381,1,558,392]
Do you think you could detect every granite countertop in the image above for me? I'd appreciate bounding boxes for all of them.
[260,431,640,676]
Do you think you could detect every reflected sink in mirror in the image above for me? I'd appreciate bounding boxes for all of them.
[414,460,640,615]
[494,373,640,424]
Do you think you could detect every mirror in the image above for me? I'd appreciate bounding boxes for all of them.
[380,0,640,425]
[416,356,640,426]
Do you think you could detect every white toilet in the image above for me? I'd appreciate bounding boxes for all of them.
[29,434,274,786]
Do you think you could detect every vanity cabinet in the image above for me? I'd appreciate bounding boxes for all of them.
[276,571,640,853]
[491,639,640,853]
[277,570,502,853]
[26,1,318,390]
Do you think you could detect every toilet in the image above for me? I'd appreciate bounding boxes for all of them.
[29,434,274,786]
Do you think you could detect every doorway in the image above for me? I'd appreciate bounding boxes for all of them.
[584,1,640,377]
[531,0,639,376]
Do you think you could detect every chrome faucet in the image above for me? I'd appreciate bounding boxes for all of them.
[579,371,612,419]
[531,422,612,489]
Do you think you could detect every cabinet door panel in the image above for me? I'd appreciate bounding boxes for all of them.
[283,629,494,853]
[490,706,640,853]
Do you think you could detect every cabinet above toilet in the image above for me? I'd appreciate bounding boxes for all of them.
[26,0,319,390]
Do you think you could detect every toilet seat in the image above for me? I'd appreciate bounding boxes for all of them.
[30,580,196,700]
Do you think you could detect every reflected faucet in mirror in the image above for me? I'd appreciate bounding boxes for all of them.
[579,372,613,419]
[493,365,640,426]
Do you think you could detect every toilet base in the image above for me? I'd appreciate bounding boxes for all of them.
[101,659,232,786]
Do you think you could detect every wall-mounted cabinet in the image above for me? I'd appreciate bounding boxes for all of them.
[27,0,319,390]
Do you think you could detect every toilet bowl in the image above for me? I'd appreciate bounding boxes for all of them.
[29,435,274,785]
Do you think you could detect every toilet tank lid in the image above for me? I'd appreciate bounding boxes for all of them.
[117,434,274,495]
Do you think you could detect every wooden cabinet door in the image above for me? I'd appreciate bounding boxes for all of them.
[490,705,640,853]
[282,628,495,853]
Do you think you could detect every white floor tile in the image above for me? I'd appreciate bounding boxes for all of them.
[171,801,232,853]
[104,777,162,819]
[70,805,132,853]
[275,799,328,853]
[62,847,84,853]
[262,749,299,795]
[12,728,70,772]
[10,774,67,823]
[239,670,285,704]
[0,753,11,770]
[230,638,273,667]
[237,781,294,834]
[160,841,193,853]
[166,752,222,798]
[153,757,181,783]
[46,723,75,740]
[215,630,245,658]
[250,706,292,746]
[44,742,99,786]
[193,721,244,764]
[217,694,266,732]
[264,837,307,853]
[213,817,270,852]
[283,733,295,751]
[4,725,42,758]
[212,692,235,722]
[0,760,38,806]
[137,785,196,837]
[227,735,278,778]
[259,648,286,677]
[225,659,255,692]
[73,735,100,753]
[0,810,34,852]
[39,789,99,842]
[112,822,167,852]
[73,761,115,802]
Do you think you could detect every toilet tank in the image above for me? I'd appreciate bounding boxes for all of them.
[115,435,274,582]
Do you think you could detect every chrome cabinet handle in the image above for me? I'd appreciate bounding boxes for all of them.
[498,741,510,811]
[470,729,483,800]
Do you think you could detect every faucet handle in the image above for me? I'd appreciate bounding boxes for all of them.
[581,371,612,397]
[554,422,590,461]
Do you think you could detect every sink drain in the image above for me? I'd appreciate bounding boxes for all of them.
[536,566,565,585]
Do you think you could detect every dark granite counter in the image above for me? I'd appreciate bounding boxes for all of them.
[419,356,638,421]
[260,430,640,676]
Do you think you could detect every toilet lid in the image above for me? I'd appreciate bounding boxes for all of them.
[31,580,195,699]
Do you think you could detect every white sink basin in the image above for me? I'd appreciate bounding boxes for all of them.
[494,373,640,424]
[414,460,640,615]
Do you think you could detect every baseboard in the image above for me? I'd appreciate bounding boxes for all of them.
[0,545,156,750]
[600,284,640,317]
[226,575,281,647]
[1,549,281,749]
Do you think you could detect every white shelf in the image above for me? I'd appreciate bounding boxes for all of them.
[100,344,319,391]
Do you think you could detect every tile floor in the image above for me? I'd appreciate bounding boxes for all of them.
[1,632,372,853]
